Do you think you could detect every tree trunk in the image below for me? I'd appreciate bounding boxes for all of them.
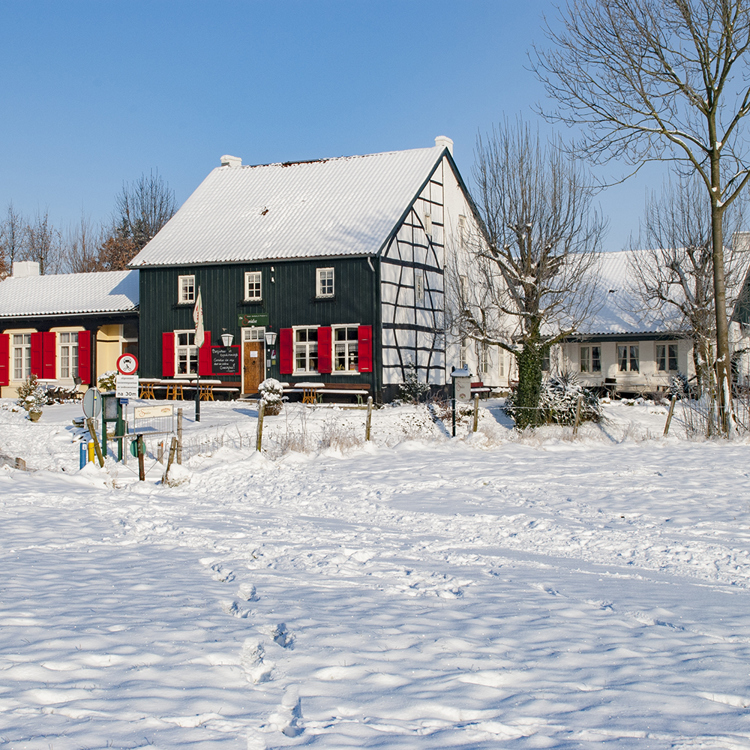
[514,343,544,429]
[710,195,733,435]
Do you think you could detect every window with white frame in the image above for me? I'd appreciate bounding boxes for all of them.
[542,349,551,372]
[618,344,639,372]
[498,349,505,378]
[244,271,262,302]
[460,337,469,369]
[316,268,334,298]
[656,343,678,372]
[580,345,601,373]
[178,275,195,304]
[333,326,359,372]
[58,332,79,379]
[12,333,31,381]
[175,330,198,375]
[242,326,265,343]
[477,340,489,376]
[294,327,319,373]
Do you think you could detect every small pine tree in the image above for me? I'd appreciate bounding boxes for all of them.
[16,375,47,413]
[398,363,430,403]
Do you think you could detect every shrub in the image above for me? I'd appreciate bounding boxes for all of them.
[16,375,47,413]
[98,370,117,392]
[398,363,430,404]
[669,372,691,399]
[505,372,601,427]
[259,378,284,415]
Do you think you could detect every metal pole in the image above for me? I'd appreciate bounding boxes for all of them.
[177,408,183,464]
[195,372,201,423]
[452,379,456,437]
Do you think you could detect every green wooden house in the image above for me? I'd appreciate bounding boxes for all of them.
[129,138,484,400]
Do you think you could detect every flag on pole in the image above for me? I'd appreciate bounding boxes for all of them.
[193,286,205,349]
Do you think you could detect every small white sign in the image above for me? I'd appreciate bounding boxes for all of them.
[116,374,139,399]
[134,404,173,419]
[454,377,472,403]
[250,351,258,358]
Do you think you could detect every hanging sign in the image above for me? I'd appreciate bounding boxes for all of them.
[211,346,240,374]
[238,313,269,327]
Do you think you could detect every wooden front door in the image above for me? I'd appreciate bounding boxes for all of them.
[243,341,264,394]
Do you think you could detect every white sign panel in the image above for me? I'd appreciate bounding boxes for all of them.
[134,404,174,420]
[116,374,139,399]
[454,377,472,404]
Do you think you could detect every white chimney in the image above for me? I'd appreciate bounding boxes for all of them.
[435,136,453,155]
[12,261,40,278]
[220,154,242,168]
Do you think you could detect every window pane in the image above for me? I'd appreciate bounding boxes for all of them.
[592,346,601,372]
[629,346,639,372]
[618,345,627,371]
[656,345,666,371]
[668,344,678,371]
[580,347,589,372]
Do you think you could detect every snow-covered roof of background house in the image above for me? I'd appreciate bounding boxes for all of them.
[129,143,451,268]
[580,250,686,335]
[0,270,138,318]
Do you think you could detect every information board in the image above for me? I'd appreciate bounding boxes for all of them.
[211,346,240,374]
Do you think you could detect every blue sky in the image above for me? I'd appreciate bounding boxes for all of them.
[0,0,659,252]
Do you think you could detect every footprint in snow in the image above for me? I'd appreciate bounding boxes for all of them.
[238,582,259,601]
[268,686,303,737]
[221,599,250,618]
[269,622,294,649]
[211,563,235,582]
[241,638,274,684]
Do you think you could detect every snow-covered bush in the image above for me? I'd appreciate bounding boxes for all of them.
[97,370,117,392]
[16,375,47,415]
[259,378,284,415]
[398,363,430,404]
[669,372,691,399]
[505,372,601,427]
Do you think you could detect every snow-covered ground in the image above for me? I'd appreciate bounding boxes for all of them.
[2,397,750,749]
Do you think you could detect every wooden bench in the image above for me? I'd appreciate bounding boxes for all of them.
[471,381,494,398]
[285,382,371,405]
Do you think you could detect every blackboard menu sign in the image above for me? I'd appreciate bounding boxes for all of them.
[211,346,240,374]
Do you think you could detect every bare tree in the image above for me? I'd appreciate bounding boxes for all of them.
[0,202,27,278]
[533,0,750,433]
[25,210,62,275]
[629,177,748,400]
[62,213,107,273]
[449,120,606,427]
[99,170,176,269]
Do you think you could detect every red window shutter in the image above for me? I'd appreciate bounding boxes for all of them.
[318,327,332,373]
[0,333,9,386]
[198,331,212,375]
[42,331,57,379]
[30,332,43,377]
[358,325,373,373]
[279,328,293,374]
[77,330,91,384]
[162,332,175,377]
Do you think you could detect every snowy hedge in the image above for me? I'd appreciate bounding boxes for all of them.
[505,373,602,427]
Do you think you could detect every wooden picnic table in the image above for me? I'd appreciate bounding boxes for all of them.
[292,381,325,404]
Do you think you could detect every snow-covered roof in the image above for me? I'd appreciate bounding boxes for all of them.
[0,270,138,318]
[580,250,686,336]
[129,145,448,268]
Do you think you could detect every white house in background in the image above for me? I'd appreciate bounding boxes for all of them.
[559,250,694,395]
[0,262,139,397]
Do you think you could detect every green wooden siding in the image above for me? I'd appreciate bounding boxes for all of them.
[139,257,379,389]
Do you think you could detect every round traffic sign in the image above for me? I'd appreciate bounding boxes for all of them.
[117,353,139,375]
[82,387,102,419]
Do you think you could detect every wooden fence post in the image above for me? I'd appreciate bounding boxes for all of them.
[163,436,178,484]
[573,394,583,437]
[472,394,479,433]
[256,400,266,452]
[177,408,183,464]
[86,417,105,467]
[663,394,677,436]
[137,435,145,481]
[365,396,373,441]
